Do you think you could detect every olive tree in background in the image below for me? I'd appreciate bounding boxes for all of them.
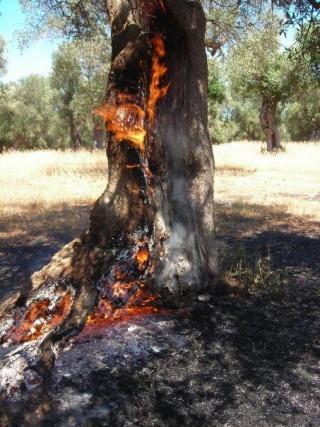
[0,75,66,151]
[51,38,110,149]
[227,21,312,150]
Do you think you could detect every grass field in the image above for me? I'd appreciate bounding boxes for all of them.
[0,140,318,277]
[214,141,320,220]
[1,141,319,219]
[0,149,107,216]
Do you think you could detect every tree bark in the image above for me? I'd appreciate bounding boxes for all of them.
[0,0,217,351]
[260,97,281,151]
[93,120,105,149]
[68,110,82,149]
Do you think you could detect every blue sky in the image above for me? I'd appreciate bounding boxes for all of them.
[0,0,59,83]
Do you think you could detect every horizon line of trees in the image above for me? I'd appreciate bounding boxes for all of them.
[0,9,319,152]
[0,37,110,152]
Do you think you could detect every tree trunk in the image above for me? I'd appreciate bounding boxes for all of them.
[260,97,281,151]
[68,110,82,150]
[93,120,105,149]
[0,0,217,358]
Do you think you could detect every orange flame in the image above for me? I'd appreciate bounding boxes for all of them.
[6,293,72,343]
[147,35,170,126]
[95,94,146,151]
[136,248,150,270]
[85,243,157,328]
[86,286,159,326]
[95,34,169,152]
[79,304,162,340]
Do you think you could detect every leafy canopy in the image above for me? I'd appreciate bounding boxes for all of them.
[0,75,65,149]
[227,19,312,102]
[0,35,5,76]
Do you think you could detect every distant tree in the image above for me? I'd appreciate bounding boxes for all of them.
[230,97,265,141]
[71,37,110,148]
[0,39,109,152]
[207,60,228,142]
[227,21,311,150]
[284,84,320,140]
[0,75,64,150]
[0,35,5,76]
[51,43,84,149]
[293,20,320,80]
[0,86,14,153]
[208,61,225,106]
[51,38,110,149]
[0,35,7,152]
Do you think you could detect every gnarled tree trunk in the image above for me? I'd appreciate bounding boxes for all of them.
[0,0,217,373]
[260,96,281,151]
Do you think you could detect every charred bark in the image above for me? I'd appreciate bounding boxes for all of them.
[260,97,281,151]
[0,0,217,390]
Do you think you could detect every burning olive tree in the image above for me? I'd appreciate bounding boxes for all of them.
[0,0,217,357]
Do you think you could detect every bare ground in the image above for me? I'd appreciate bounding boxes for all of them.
[0,201,319,426]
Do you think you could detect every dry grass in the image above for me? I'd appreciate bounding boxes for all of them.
[0,150,107,219]
[214,141,320,220]
[0,141,319,231]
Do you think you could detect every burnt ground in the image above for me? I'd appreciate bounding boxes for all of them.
[0,202,319,426]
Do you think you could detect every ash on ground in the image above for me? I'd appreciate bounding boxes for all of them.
[0,279,319,427]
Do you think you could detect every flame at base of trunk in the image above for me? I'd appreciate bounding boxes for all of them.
[2,239,161,345]
[4,291,73,344]
[80,240,166,336]
[88,240,159,318]
[84,296,161,338]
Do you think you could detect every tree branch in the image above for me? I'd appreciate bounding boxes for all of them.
[205,38,223,56]
[307,0,320,10]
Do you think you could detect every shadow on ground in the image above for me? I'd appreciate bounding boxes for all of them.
[0,201,319,426]
[0,204,91,298]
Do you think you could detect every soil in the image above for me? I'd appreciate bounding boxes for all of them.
[0,202,319,426]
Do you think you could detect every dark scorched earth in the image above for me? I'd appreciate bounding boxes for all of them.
[0,206,319,427]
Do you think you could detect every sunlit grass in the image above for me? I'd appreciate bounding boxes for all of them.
[214,140,320,220]
[0,141,319,228]
[0,150,107,219]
